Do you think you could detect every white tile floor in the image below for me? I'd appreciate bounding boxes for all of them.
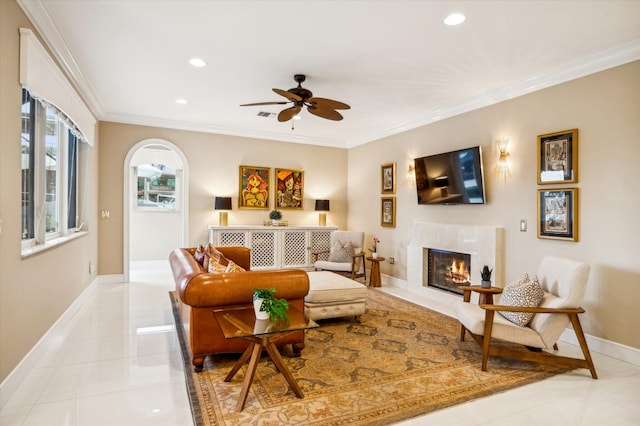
[1,261,639,425]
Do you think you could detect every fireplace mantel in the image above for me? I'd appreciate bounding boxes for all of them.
[407,222,504,306]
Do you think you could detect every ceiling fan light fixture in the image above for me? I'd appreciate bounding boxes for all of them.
[444,13,466,26]
[293,114,302,120]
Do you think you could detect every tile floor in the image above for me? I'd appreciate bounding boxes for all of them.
[1,261,639,425]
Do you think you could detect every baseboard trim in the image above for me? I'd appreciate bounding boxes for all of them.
[0,277,100,408]
[382,273,640,367]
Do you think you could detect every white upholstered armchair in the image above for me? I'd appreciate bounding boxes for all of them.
[312,231,366,282]
[456,255,598,379]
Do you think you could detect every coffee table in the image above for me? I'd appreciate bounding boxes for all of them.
[213,305,318,411]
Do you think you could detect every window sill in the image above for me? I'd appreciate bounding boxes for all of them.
[21,231,89,259]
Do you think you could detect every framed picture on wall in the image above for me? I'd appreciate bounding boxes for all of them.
[239,165,270,209]
[381,162,396,194]
[537,188,579,241]
[275,168,304,209]
[537,129,578,184]
[381,197,396,228]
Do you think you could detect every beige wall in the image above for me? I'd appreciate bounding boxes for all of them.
[97,123,348,274]
[348,61,640,349]
[0,0,99,382]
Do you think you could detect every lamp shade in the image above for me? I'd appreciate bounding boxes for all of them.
[434,176,450,188]
[214,196,232,210]
[315,199,330,211]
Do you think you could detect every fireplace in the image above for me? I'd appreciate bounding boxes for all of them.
[424,248,471,295]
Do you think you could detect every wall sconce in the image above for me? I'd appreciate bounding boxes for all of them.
[214,196,232,226]
[404,164,416,186]
[495,138,511,179]
[314,199,330,227]
[435,176,450,198]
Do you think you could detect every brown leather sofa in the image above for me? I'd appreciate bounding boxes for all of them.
[169,246,310,371]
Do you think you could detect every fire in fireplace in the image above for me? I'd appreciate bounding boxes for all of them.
[425,248,471,295]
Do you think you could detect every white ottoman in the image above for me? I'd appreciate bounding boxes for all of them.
[305,271,368,321]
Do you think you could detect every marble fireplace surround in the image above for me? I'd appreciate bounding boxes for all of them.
[407,222,504,308]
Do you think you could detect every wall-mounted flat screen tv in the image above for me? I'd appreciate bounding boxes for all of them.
[414,146,486,205]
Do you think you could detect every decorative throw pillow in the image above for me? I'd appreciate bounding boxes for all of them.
[194,244,207,266]
[328,241,354,263]
[208,257,227,273]
[498,273,544,327]
[206,243,229,266]
[225,260,246,273]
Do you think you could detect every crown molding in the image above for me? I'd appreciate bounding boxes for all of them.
[17,0,105,119]
[345,40,640,148]
[103,113,349,149]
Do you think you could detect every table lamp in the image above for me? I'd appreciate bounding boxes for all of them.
[314,199,330,226]
[214,196,232,226]
[435,176,450,198]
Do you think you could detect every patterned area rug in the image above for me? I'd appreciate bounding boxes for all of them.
[170,289,571,425]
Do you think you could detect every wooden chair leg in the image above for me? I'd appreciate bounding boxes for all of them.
[481,310,495,371]
[460,324,466,342]
[568,313,598,379]
[553,343,559,350]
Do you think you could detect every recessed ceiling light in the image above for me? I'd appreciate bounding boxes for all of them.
[189,58,207,67]
[175,98,187,105]
[444,13,466,26]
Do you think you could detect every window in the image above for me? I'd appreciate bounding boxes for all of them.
[135,163,177,210]
[21,88,84,252]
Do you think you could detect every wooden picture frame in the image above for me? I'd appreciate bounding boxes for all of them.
[381,162,396,194]
[537,129,578,184]
[537,188,579,241]
[381,197,396,228]
[238,165,270,209]
[275,168,304,209]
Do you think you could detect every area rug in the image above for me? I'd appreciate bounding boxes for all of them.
[170,289,572,425]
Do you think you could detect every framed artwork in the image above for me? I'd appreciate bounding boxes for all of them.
[537,129,578,184]
[239,165,270,209]
[381,162,396,194]
[381,197,396,228]
[275,168,304,209]
[537,188,579,241]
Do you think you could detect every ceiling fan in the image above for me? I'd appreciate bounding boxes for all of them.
[240,74,350,122]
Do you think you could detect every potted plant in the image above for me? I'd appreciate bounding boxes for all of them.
[480,265,493,288]
[269,209,282,226]
[369,237,380,258]
[253,288,289,323]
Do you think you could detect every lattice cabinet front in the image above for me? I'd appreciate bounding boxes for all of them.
[216,230,247,247]
[250,231,278,270]
[281,229,309,268]
[310,229,333,261]
[209,225,336,270]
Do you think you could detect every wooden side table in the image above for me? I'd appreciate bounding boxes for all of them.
[366,256,385,287]
[457,285,503,341]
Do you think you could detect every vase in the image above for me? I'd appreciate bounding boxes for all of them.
[481,280,491,288]
[253,298,269,320]
[372,252,378,259]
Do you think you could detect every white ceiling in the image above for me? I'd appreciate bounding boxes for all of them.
[19,0,640,149]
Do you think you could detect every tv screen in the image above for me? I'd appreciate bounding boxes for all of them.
[414,146,486,205]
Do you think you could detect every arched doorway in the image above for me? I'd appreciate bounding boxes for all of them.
[123,139,189,282]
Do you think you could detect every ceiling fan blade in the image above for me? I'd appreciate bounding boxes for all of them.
[240,101,291,106]
[278,105,302,122]
[307,106,343,121]
[273,88,303,102]
[308,97,350,110]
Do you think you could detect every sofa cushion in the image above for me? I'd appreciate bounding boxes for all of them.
[206,243,229,266]
[328,241,354,263]
[498,273,544,327]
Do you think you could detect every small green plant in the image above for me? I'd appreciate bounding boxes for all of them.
[480,265,493,281]
[253,287,289,323]
[269,210,282,220]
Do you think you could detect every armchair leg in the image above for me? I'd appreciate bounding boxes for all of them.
[568,313,598,379]
[481,310,495,371]
[460,325,466,342]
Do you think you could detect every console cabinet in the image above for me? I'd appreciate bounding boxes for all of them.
[208,225,337,270]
